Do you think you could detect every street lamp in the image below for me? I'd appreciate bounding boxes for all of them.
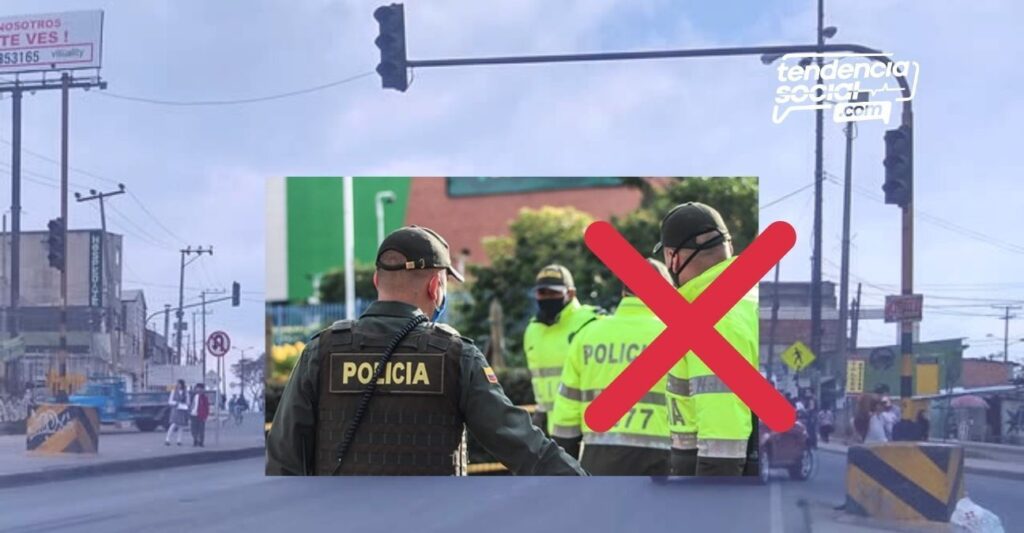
[375,190,397,248]
[761,24,840,406]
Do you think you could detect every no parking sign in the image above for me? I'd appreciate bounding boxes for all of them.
[207,331,231,357]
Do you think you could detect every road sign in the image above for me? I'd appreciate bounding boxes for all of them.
[884,294,923,323]
[846,359,866,394]
[0,11,104,74]
[580,220,797,433]
[781,341,816,372]
[206,331,231,357]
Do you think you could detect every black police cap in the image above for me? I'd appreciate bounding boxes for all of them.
[652,202,731,255]
[375,225,465,283]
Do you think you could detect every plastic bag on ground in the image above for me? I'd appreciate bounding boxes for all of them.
[950,497,1005,533]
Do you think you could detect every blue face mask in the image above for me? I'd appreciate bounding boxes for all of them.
[432,294,448,323]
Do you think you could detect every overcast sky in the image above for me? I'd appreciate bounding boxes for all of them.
[2,0,1022,369]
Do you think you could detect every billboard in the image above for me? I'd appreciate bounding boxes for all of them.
[0,10,103,74]
[89,231,103,307]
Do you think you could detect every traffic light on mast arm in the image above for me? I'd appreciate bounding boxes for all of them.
[46,217,65,272]
[882,125,912,208]
[232,281,241,307]
[374,3,409,92]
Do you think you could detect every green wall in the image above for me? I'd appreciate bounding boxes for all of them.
[860,338,964,395]
[285,177,410,302]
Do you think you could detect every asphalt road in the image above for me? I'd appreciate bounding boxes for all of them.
[3,454,1020,533]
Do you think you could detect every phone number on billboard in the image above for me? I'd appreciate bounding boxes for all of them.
[0,51,41,65]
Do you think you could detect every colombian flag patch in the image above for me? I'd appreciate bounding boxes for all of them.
[483,366,498,384]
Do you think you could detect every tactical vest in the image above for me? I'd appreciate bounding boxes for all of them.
[314,319,465,475]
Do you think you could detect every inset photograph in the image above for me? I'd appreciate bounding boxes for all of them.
[265,177,759,476]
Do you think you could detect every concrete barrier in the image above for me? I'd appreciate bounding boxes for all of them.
[845,442,964,523]
[25,404,99,454]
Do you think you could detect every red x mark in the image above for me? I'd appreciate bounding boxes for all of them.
[582,221,797,433]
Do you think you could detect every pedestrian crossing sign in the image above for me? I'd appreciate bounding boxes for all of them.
[781,341,815,372]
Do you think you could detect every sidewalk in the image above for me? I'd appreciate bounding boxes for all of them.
[0,414,265,488]
[817,439,1024,482]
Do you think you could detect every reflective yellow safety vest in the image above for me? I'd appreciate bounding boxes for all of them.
[666,257,759,459]
[550,297,670,450]
[523,300,601,424]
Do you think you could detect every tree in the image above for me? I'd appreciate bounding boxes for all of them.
[232,353,266,406]
[454,206,616,367]
[318,263,378,303]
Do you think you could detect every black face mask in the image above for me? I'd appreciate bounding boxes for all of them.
[535,297,569,325]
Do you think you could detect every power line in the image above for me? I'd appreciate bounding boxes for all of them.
[93,71,375,107]
[824,175,1024,255]
[759,181,816,211]
[125,191,187,245]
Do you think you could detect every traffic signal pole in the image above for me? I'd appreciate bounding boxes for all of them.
[57,73,70,402]
[376,3,915,431]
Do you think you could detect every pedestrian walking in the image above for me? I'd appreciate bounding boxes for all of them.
[165,380,190,446]
[864,399,889,443]
[818,408,835,443]
[916,410,930,441]
[190,383,210,447]
[267,225,585,475]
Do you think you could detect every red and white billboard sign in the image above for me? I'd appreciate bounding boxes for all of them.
[0,11,103,74]
[884,294,923,323]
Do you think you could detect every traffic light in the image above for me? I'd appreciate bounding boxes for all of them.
[374,3,408,91]
[232,281,240,307]
[46,217,65,272]
[882,125,912,208]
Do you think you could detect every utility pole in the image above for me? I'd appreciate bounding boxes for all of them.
[75,184,126,373]
[809,0,827,407]
[176,246,212,364]
[56,73,71,402]
[9,85,21,338]
[996,306,1021,363]
[163,304,171,363]
[849,283,862,353]
[199,288,224,381]
[837,97,863,397]
[767,263,781,386]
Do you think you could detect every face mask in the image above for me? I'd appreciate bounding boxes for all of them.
[536,297,568,325]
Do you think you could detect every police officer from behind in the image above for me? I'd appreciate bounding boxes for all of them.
[523,264,603,434]
[266,226,585,476]
[656,202,759,477]
[550,259,674,475]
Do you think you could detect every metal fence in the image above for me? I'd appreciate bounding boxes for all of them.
[267,301,372,345]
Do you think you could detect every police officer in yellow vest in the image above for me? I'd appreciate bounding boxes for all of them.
[656,202,759,477]
[266,226,585,476]
[550,259,674,475]
[523,265,603,434]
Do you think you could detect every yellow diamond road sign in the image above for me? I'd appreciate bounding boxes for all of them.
[781,341,815,372]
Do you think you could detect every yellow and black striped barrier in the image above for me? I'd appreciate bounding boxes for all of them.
[845,442,964,523]
[25,404,100,454]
